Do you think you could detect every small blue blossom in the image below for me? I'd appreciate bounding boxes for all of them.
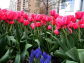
[40,57,44,63]
[29,48,51,63]
[29,50,35,63]
[34,48,42,59]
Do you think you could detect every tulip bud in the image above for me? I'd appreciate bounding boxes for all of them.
[47,25,52,30]
[54,29,59,35]
[30,23,36,29]
[50,10,56,16]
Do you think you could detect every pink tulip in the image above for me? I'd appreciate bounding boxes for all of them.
[54,29,59,35]
[68,27,72,34]
[47,25,52,30]
[30,23,36,29]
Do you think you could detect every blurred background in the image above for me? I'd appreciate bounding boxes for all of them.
[0,0,84,15]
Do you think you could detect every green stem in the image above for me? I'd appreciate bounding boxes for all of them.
[62,29,71,49]
[78,27,81,42]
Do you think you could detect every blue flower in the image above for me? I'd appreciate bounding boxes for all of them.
[42,52,48,59]
[40,57,44,63]
[44,59,51,63]
[40,52,51,63]
[29,50,35,63]
[34,48,42,59]
[29,48,51,63]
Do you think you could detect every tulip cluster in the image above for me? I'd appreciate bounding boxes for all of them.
[0,9,84,35]
[29,48,51,63]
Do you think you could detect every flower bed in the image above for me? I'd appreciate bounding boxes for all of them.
[0,9,84,63]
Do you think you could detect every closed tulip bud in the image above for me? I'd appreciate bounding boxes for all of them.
[47,25,52,30]
[54,29,59,35]
[50,10,56,16]
[30,23,36,29]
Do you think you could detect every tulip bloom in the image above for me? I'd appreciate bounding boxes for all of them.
[9,21,15,24]
[23,20,30,26]
[75,11,83,19]
[72,23,79,29]
[35,22,42,27]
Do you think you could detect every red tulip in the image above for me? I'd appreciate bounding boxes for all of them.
[23,13,28,20]
[72,23,78,29]
[80,24,84,28]
[9,21,15,24]
[54,13,59,19]
[41,20,46,25]
[75,11,83,19]
[23,20,30,26]
[28,17,33,22]
[34,14,42,21]
[67,22,73,28]
[18,16,24,23]
[50,10,56,16]
[35,22,42,27]
[56,18,63,27]
[51,19,56,25]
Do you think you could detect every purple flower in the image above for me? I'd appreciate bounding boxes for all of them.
[34,48,42,59]
[29,48,51,63]
[29,50,35,63]
[42,52,48,59]
[40,57,44,63]
[40,52,51,63]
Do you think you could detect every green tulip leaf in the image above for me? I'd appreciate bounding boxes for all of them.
[45,38,56,44]
[21,44,32,61]
[78,49,84,63]
[0,49,10,62]
[65,47,79,62]
[66,60,78,63]
[35,39,40,47]
[14,53,20,63]
[7,36,16,43]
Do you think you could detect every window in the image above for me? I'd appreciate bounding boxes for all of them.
[61,0,74,11]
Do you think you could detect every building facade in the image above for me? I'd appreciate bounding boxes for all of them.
[16,0,40,13]
[16,0,84,14]
[59,0,84,15]
[9,0,17,11]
